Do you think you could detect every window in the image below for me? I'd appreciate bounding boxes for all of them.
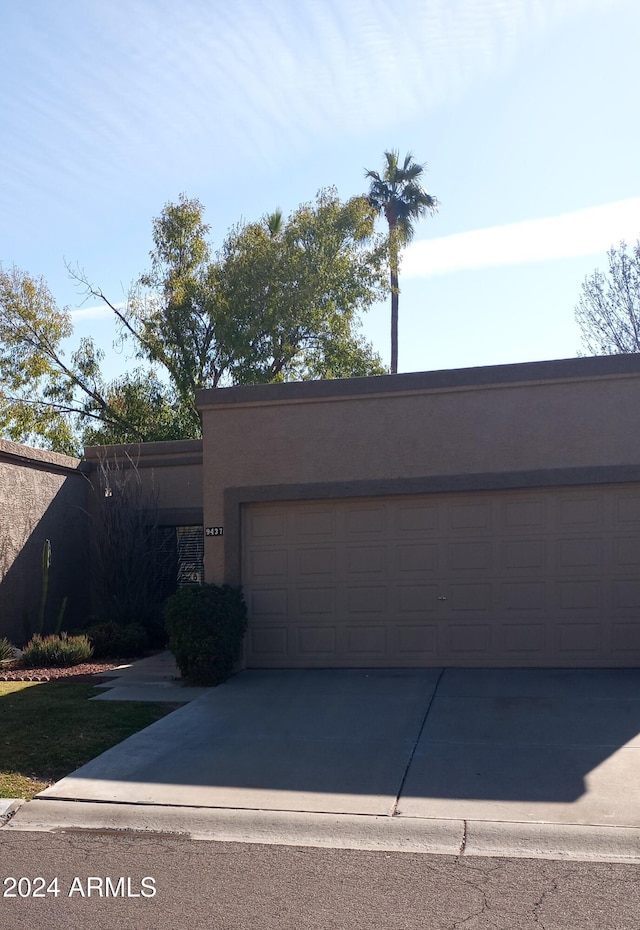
[176,526,205,585]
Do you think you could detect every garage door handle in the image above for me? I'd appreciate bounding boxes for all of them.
[437,596,448,601]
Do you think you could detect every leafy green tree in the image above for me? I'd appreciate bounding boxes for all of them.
[216,188,387,383]
[72,194,221,439]
[0,266,146,455]
[0,265,192,453]
[1,188,387,454]
[81,371,192,446]
[575,238,640,355]
[366,151,438,373]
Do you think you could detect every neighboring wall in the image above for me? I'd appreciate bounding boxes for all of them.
[197,354,640,584]
[1,438,203,644]
[83,439,204,606]
[83,439,203,527]
[0,439,89,643]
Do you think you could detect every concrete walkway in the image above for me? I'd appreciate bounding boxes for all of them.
[6,666,640,862]
[91,651,210,703]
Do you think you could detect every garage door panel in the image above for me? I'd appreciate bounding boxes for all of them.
[345,506,386,535]
[345,625,387,656]
[613,579,640,608]
[557,580,601,610]
[448,501,492,531]
[502,539,547,570]
[557,538,603,569]
[397,504,439,533]
[397,584,438,613]
[448,540,492,571]
[503,581,546,611]
[397,624,439,655]
[249,511,287,538]
[297,625,337,656]
[614,537,640,568]
[556,622,602,655]
[295,509,335,536]
[614,495,640,523]
[346,586,387,613]
[242,486,640,667]
[500,623,546,655]
[448,583,491,612]
[346,545,386,575]
[397,543,438,573]
[447,624,492,654]
[249,588,288,616]
[558,496,603,527]
[249,626,289,658]
[503,499,546,530]
[298,587,336,615]
[297,547,336,576]
[249,549,287,578]
[612,623,640,653]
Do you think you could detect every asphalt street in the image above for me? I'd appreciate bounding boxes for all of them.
[1,831,639,930]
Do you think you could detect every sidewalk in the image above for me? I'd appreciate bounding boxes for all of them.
[90,651,210,703]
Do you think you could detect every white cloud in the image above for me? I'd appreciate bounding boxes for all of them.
[403,198,640,277]
[0,0,609,205]
[69,304,120,322]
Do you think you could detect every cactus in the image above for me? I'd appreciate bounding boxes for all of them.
[54,596,68,635]
[38,539,51,635]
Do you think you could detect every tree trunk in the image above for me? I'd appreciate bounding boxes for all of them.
[389,223,399,374]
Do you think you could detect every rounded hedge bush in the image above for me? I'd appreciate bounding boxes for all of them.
[84,622,149,659]
[163,584,247,686]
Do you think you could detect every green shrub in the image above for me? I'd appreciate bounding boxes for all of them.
[0,637,16,662]
[84,622,149,659]
[22,632,94,668]
[164,584,247,686]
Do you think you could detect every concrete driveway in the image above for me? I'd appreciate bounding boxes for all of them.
[9,668,640,860]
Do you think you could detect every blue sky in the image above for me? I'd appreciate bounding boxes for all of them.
[1,0,638,380]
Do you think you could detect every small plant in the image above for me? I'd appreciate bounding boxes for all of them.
[84,622,148,659]
[0,638,16,662]
[164,584,247,686]
[22,633,94,668]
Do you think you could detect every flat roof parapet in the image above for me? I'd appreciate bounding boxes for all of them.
[83,438,203,469]
[0,438,87,475]
[196,354,640,410]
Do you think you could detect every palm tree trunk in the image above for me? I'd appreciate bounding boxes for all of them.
[390,264,399,374]
[389,223,399,374]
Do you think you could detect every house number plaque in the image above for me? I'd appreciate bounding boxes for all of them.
[205,527,224,537]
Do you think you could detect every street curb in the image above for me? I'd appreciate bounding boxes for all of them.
[464,819,640,862]
[4,800,464,854]
[5,799,640,862]
[0,799,25,825]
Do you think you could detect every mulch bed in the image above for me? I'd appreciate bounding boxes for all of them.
[0,660,129,683]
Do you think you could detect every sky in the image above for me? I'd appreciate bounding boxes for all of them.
[1,0,639,382]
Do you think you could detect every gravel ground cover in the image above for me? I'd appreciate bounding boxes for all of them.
[0,660,126,682]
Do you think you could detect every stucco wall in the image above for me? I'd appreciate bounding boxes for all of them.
[83,440,203,526]
[0,438,203,644]
[197,355,640,584]
[0,440,90,643]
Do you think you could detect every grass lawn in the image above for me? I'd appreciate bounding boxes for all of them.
[0,681,184,800]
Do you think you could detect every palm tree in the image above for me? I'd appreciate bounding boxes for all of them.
[266,208,283,238]
[365,151,438,373]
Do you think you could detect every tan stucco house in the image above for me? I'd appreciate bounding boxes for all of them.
[2,353,640,668]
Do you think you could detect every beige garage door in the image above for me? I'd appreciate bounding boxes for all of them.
[241,486,640,667]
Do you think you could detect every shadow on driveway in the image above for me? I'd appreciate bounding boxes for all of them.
[38,668,640,826]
